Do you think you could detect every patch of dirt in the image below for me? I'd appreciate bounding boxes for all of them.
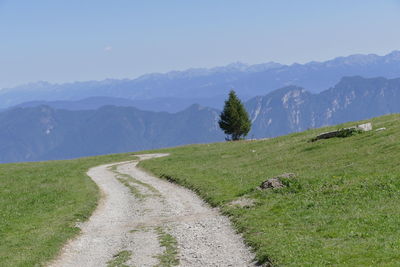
[228,197,256,208]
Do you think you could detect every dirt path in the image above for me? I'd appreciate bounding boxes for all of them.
[49,154,255,267]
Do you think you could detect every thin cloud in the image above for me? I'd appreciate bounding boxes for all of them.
[104,46,113,52]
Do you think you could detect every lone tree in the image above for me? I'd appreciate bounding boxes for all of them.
[219,90,251,141]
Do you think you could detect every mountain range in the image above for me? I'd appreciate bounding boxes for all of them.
[1,50,400,112]
[0,104,223,163]
[1,75,400,163]
[12,96,223,113]
[247,76,400,138]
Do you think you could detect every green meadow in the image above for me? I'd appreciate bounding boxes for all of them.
[140,114,400,266]
[0,153,136,266]
[2,114,400,266]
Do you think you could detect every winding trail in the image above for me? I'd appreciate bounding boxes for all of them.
[49,154,255,267]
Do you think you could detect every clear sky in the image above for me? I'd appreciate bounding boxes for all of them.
[1,0,400,88]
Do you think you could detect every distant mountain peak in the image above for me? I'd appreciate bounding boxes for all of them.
[337,75,388,85]
[3,50,400,110]
[224,61,249,69]
[135,61,281,82]
[272,85,305,95]
[385,50,400,60]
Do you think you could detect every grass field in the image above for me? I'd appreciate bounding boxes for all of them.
[0,153,136,266]
[140,114,400,266]
[2,114,399,266]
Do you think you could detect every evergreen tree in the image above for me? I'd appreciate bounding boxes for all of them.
[219,90,251,141]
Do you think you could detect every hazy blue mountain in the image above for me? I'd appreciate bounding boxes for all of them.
[1,76,400,163]
[247,76,400,138]
[13,96,226,113]
[1,51,400,111]
[0,104,223,163]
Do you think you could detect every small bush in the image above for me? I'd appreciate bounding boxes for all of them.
[336,128,362,138]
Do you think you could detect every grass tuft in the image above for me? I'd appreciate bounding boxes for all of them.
[154,227,179,267]
[116,177,145,199]
[107,250,132,267]
[110,164,160,199]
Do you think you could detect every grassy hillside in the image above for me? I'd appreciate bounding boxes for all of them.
[2,114,399,266]
[0,153,136,266]
[140,114,400,266]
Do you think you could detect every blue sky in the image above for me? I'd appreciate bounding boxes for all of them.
[1,0,400,88]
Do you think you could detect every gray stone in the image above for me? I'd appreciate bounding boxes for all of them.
[312,130,343,141]
[260,178,285,189]
[356,122,372,132]
[259,173,296,190]
[312,122,372,142]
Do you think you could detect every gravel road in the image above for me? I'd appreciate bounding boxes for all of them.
[49,154,255,267]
